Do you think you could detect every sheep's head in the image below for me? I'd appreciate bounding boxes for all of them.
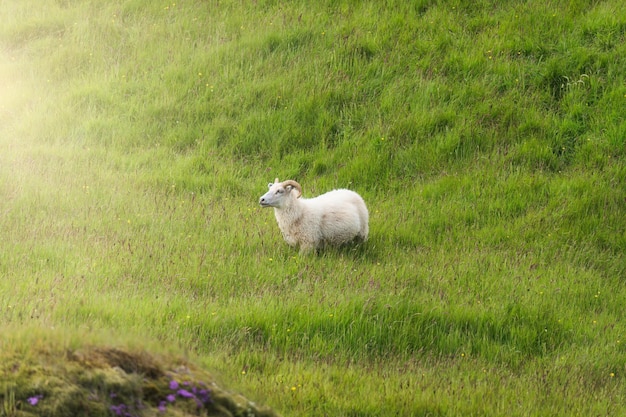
[259,178,302,208]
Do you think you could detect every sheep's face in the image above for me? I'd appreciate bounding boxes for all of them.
[259,180,300,208]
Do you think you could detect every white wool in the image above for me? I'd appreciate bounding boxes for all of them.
[259,179,368,253]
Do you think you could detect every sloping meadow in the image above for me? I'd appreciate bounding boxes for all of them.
[1,0,625,415]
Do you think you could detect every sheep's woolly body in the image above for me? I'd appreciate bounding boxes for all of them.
[259,180,368,253]
[276,190,368,250]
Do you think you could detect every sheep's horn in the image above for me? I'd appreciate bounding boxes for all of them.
[274,178,279,184]
[282,180,302,198]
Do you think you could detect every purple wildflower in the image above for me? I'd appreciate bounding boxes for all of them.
[197,388,212,404]
[109,404,127,416]
[177,389,194,398]
[158,401,167,413]
[27,395,43,406]
[166,394,176,402]
[169,380,179,390]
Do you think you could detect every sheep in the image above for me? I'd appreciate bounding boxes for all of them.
[259,178,369,253]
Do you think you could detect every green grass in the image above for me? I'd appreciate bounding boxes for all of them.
[1,0,625,415]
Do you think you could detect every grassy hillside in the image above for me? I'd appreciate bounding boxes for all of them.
[1,0,625,415]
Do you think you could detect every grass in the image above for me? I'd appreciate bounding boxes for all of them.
[0,328,277,416]
[1,0,625,415]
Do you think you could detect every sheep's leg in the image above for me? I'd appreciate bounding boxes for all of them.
[298,242,316,255]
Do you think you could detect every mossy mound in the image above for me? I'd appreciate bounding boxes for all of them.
[1,345,278,417]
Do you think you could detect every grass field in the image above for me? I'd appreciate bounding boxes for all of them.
[1,0,625,415]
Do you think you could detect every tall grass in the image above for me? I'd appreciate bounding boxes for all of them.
[1,0,625,415]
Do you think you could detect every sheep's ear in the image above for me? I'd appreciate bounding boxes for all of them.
[285,185,293,193]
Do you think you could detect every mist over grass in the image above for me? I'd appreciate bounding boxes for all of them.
[1,0,625,415]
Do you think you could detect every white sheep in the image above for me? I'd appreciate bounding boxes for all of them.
[259,178,369,253]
